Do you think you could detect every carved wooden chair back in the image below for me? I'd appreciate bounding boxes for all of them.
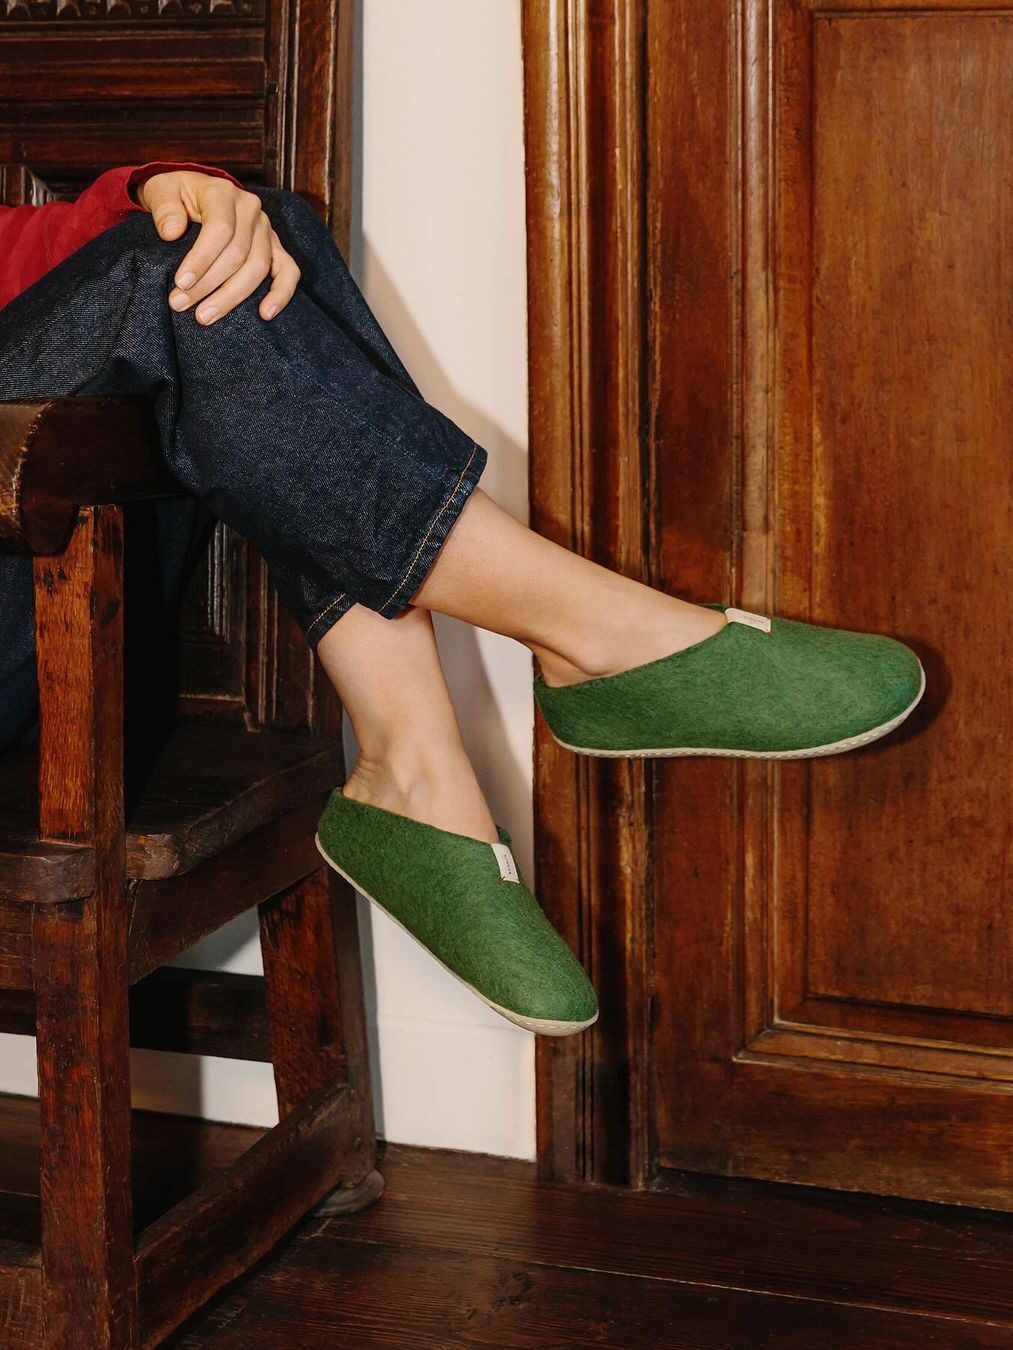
[0,0,352,737]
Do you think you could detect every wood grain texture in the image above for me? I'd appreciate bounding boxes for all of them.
[522,0,654,1190]
[126,795,325,981]
[0,903,33,991]
[172,1142,1013,1348]
[0,0,263,19]
[0,725,339,901]
[32,505,138,1347]
[260,867,351,1116]
[120,725,340,880]
[645,0,752,1194]
[803,12,1013,1016]
[126,968,270,1061]
[260,861,377,1162]
[0,844,94,908]
[0,969,271,1062]
[653,0,1013,1209]
[173,1235,1013,1350]
[0,8,374,1344]
[0,0,351,733]
[0,1264,42,1350]
[1,1127,1012,1347]
[134,1086,373,1348]
[0,1095,265,1247]
[528,0,1013,1209]
[0,399,173,556]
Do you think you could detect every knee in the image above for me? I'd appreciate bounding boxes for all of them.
[101,211,197,280]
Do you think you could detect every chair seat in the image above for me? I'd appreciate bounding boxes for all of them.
[0,723,342,902]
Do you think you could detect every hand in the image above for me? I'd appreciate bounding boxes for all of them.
[137,170,300,324]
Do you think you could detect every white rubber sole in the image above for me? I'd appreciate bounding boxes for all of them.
[314,834,599,1038]
[549,664,927,761]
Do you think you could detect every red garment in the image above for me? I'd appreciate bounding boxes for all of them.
[0,161,241,312]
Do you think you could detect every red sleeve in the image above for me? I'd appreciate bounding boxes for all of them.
[0,162,243,312]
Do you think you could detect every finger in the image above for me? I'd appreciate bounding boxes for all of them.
[141,179,190,241]
[170,192,263,308]
[170,184,243,293]
[193,223,274,324]
[184,209,270,310]
[259,236,301,320]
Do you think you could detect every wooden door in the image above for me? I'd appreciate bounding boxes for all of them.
[525,0,1013,1208]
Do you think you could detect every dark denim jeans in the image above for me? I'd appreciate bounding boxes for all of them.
[0,188,486,749]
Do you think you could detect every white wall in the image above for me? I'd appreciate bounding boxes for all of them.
[0,0,536,1161]
[351,0,533,1158]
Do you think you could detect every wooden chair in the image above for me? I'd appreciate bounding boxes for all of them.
[0,396,380,1348]
[0,2,378,1344]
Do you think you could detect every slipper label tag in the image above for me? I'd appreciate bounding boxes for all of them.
[727,607,772,634]
[492,843,520,884]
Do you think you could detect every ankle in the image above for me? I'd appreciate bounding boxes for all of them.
[343,745,499,843]
[531,622,662,688]
[532,599,728,689]
[532,645,612,689]
[345,743,465,807]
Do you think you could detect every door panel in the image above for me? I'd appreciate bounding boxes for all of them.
[804,14,1012,1022]
[649,0,1013,1206]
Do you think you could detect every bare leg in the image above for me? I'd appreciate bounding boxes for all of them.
[410,489,726,686]
[317,602,499,843]
[317,488,725,840]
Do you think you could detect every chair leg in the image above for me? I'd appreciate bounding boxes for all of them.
[33,506,137,1348]
[259,865,375,1171]
[34,902,136,1350]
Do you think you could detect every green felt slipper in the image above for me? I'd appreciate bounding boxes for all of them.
[535,606,925,759]
[315,790,598,1037]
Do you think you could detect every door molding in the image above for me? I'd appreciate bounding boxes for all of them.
[522,0,653,1187]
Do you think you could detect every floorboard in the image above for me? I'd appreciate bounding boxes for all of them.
[169,1144,1013,1347]
[172,1236,1013,1349]
[0,1095,1009,1346]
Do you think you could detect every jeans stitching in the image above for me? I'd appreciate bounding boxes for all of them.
[378,440,479,612]
[305,591,349,638]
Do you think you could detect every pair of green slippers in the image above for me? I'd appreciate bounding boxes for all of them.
[316,607,925,1038]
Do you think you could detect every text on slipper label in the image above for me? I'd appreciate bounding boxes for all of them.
[726,607,772,634]
[492,843,520,884]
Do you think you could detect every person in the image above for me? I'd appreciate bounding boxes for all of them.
[0,165,926,1037]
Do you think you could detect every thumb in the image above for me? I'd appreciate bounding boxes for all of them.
[141,178,191,241]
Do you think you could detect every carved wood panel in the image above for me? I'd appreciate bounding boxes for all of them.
[0,0,351,735]
[1,0,263,19]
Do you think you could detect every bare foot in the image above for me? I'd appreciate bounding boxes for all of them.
[536,595,728,689]
[342,748,499,845]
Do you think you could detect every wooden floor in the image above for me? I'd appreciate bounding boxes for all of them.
[1,1094,1012,1346]
[170,1141,1013,1348]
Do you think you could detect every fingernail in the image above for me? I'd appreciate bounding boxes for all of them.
[263,302,278,320]
[196,306,218,325]
[168,290,191,311]
[176,271,196,290]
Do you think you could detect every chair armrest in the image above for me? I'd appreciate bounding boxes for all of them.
[0,397,182,555]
